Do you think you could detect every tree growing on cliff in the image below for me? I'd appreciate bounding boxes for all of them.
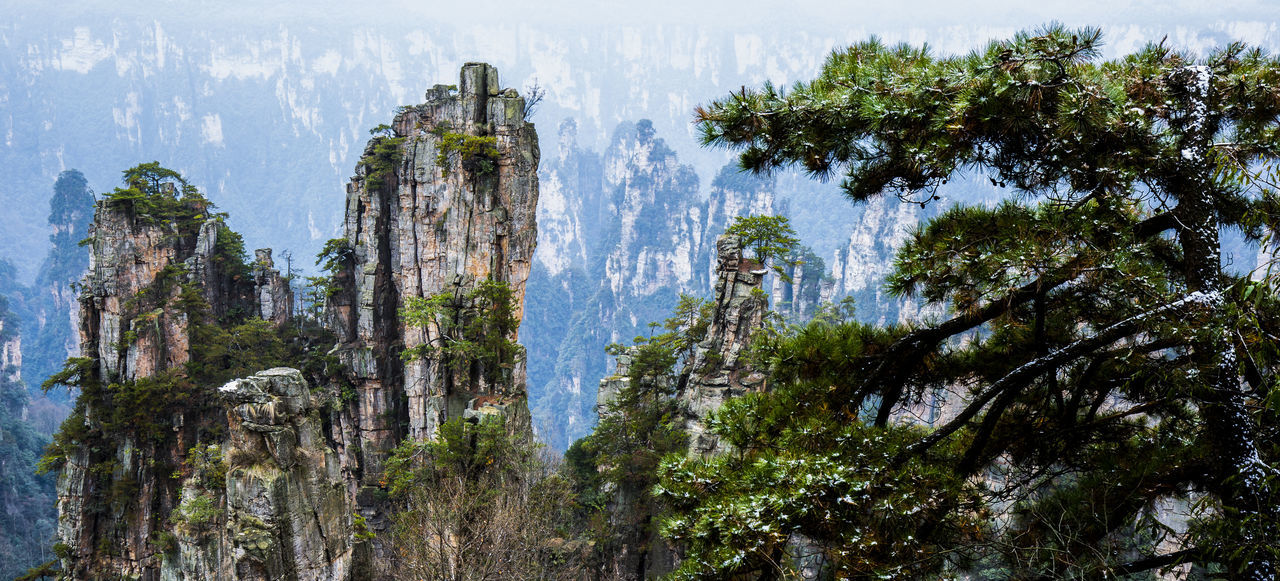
[400,278,525,390]
[724,214,799,271]
[663,26,1280,579]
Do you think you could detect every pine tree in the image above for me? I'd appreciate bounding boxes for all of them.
[670,26,1280,579]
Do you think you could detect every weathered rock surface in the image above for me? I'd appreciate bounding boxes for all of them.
[679,235,768,455]
[55,191,299,579]
[55,64,537,581]
[318,63,540,574]
[154,368,361,581]
[593,234,770,578]
[327,62,538,476]
[1,309,20,385]
[252,249,294,328]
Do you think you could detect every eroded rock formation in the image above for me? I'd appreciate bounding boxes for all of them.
[56,200,265,578]
[593,234,770,578]
[54,62,535,581]
[327,62,538,488]
[679,234,768,456]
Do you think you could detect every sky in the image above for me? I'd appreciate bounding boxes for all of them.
[8,0,1279,31]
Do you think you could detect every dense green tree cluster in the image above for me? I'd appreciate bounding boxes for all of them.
[724,214,800,270]
[654,26,1280,579]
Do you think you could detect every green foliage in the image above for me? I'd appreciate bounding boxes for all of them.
[361,134,405,191]
[400,278,524,387]
[611,293,712,385]
[41,356,95,395]
[689,25,1280,579]
[562,294,717,562]
[724,214,799,267]
[385,417,536,494]
[151,531,178,555]
[184,444,227,490]
[658,384,982,578]
[171,490,222,534]
[316,238,353,275]
[810,296,857,327]
[352,512,375,542]
[51,543,71,561]
[211,222,252,283]
[436,130,500,178]
[15,560,59,581]
[0,296,57,579]
[102,162,217,236]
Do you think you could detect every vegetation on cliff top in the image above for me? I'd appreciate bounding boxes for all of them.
[39,164,330,571]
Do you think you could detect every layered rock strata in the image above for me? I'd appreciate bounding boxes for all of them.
[678,235,768,455]
[328,62,538,473]
[57,200,284,578]
[54,63,539,580]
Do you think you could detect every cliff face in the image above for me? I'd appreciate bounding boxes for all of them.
[593,234,769,578]
[52,63,539,580]
[319,63,540,572]
[329,62,538,476]
[163,367,356,581]
[679,235,768,456]
[51,172,304,578]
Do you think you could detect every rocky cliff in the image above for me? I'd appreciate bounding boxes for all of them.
[592,234,770,578]
[49,173,305,579]
[159,367,357,581]
[679,235,768,456]
[324,62,540,573]
[525,124,780,450]
[327,62,538,477]
[50,63,540,580]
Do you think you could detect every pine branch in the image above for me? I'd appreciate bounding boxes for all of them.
[903,291,1218,458]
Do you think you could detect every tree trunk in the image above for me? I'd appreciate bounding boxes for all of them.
[1169,64,1276,581]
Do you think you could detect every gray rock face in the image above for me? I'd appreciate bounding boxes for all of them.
[328,62,539,471]
[593,234,769,578]
[253,249,294,328]
[56,64,539,581]
[318,63,540,574]
[58,205,227,578]
[679,235,768,456]
[156,368,360,581]
[526,126,778,451]
[55,194,311,579]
